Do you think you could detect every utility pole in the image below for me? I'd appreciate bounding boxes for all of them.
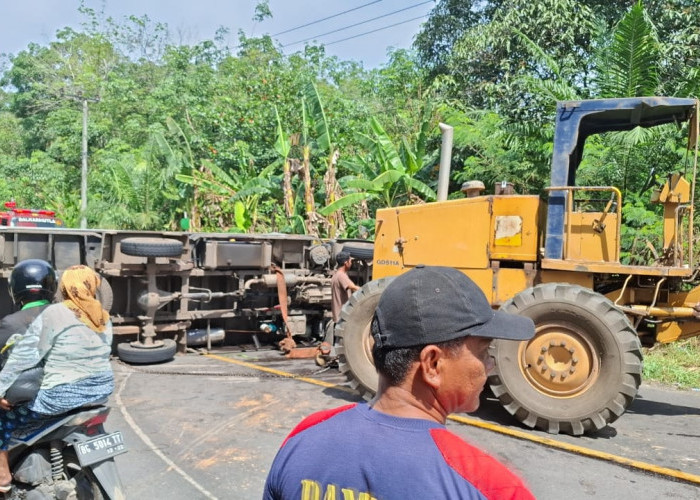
[64,92,99,229]
[81,98,88,229]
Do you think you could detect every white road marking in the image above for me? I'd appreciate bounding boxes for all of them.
[114,371,218,500]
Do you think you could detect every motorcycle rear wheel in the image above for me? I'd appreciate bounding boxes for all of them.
[64,450,107,500]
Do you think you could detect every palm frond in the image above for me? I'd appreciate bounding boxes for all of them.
[303,81,332,153]
[273,106,290,158]
[513,28,562,76]
[404,177,437,201]
[369,117,404,173]
[318,192,376,216]
[606,126,657,147]
[341,178,379,191]
[599,2,660,97]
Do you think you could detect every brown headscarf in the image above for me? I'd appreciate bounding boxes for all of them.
[60,265,109,333]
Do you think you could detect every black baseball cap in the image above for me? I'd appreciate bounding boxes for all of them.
[373,265,535,348]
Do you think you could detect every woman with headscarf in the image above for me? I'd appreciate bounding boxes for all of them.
[0,265,113,492]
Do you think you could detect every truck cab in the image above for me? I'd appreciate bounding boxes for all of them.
[0,202,64,228]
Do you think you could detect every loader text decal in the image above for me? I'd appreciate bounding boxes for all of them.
[376,259,400,266]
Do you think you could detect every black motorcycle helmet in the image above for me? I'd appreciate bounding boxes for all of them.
[9,259,57,306]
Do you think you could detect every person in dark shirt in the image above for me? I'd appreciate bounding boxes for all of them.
[0,259,57,493]
[265,265,537,500]
[0,260,56,351]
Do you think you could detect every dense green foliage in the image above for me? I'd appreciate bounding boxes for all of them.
[0,1,698,243]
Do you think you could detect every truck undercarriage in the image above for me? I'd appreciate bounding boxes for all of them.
[0,228,372,362]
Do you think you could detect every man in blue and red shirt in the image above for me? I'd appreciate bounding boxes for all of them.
[264,265,536,499]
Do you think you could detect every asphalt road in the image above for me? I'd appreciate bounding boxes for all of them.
[106,348,700,499]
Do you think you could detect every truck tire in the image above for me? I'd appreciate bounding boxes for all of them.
[97,278,114,313]
[341,243,374,260]
[120,238,183,258]
[117,339,177,364]
[489,283,642,436]
[335,278,393,399]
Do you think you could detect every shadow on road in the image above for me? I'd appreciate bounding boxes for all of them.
[627,395,700,416]
[321,387,362,403]
[474,392,622,440]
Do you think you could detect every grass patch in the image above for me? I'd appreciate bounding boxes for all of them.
[642,337,700,389]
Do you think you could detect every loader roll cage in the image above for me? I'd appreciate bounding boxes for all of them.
[544,97,699,264]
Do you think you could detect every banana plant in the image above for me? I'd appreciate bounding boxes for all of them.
[300,97,321,236]
[175,144,277,232]
[303,81,343,237]
[94,141,179,230]
[273,106,294,219]
[158,117,202,230]
[320,111,437,222]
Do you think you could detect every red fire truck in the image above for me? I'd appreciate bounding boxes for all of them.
[0,201,64,228]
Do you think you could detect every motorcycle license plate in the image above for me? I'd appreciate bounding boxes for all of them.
[74,431,127,467]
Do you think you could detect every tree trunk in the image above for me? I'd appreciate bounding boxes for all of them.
[192,186,199,232]
[302,145,319,237]
[283,158,294,218]
[324,149,344,238]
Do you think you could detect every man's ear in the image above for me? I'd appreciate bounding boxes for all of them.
[418,345,443,390]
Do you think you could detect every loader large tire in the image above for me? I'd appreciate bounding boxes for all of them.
[335,278,394,399]
[489,283,643,436]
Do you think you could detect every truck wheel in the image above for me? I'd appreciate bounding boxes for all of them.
[335,278,393,399]
[97,278,114,313]
[489,283,642,435]
[120,238,183,258]
[117,339,176,364]
[341,243,374,260]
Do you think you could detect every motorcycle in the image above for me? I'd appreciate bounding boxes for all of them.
[5,402,126,499]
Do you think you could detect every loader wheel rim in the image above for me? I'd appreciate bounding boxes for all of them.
[521,323,599,397]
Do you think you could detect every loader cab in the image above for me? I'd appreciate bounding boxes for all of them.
[543,97,698,271]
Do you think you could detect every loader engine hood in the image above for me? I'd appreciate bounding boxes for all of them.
[545,96,698,260]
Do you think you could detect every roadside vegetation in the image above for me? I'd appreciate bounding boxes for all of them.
[643,338,700,389]
[1,0,699,384]
[2,1,698,238]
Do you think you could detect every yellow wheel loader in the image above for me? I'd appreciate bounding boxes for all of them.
[336,97,700,436]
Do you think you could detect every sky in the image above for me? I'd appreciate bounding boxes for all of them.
[0,0,436,68]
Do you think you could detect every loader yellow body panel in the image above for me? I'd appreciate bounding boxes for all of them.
[373,196,540,273]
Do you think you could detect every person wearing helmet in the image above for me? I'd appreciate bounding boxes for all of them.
[0,259,57,349]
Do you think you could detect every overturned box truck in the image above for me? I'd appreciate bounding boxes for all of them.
[0,229,372,363]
